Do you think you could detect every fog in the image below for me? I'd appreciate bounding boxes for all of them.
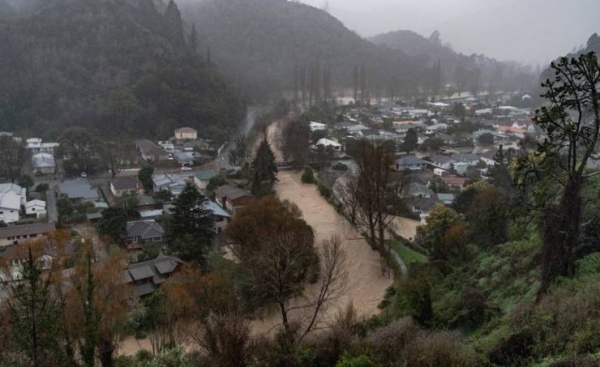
[298,0,600,65]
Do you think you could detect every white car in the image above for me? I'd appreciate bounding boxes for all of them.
[80,172,87,178]
[181,166,192,172]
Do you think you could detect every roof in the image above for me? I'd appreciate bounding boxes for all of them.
[111,176,140,191]
[451,153,480,162]
[406,182,434,197]
[124,255,184,289]
[32,153,56,168]
[408,197,438,212]
[430,155,456,165]
[126,220,164,240]
[316,138,342,147]
[25,200,45,209]
[0,223,56,240]
[0,183,23,196]
[443,176,469,186]
[139,209,164,218]
[437,193,455,202]
[175,127,197,134]
[137,195,155,206]
[152,173,185,188]
[396,156,426,166]
[204,200,231,218]
[0,193,20,210]
[215,185,253,201]
[58,179,98,200]
[310,121,327,127]
[134,140,168,157]
[195,170,219,181]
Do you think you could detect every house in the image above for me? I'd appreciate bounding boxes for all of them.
[480,151,496,166]
[214,185,254,214]
[0,193,20,224]
[194,170,219,191]
[125,220,165,247]
[157,141,175,152]
[451,153,481,166]
[433,168,450,177]
[310,121,327,132]
[453,162,469,176]
[437,193,455,205]
[315,138,342,152]
[347,124,370,135]
[110,176,143,197]
[31,153,56,175]
[334,121,356,130]
[406,197,438,225]
[25,200,46,219]
[0,223,56,247]
[174,127,198,140]
[429,155,456,170]
[40,142,59,154]
[26,138,42,153]
[443,175,469,190]
[58,179,99,202]
[152,174,186,197]
[497,125,526,138]
[134,140,169,162]
[123,255,183,298]
[0,183,26,207]
[174,151,203,166]
[205,200,231,233]
[405,182,434,198]
[395,156,427,171]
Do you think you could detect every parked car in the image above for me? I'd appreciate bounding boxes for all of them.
[181,166,192,172]
[80,172,87,178]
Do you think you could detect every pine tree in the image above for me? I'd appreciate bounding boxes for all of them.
[352,65,358,102]
[251,140,278,196]
[206,46,212,66]
[163,0,185,50]
[8,247,65,366]
[189,24,199,54]
[168,183,214,265]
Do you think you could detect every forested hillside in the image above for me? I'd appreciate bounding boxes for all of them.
[184,0,425,100]
[369,29,538,96]
[0,0,246,143]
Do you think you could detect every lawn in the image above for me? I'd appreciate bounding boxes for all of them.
[389,241,428,268]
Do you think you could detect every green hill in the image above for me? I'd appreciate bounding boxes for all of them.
[0,0,245,143]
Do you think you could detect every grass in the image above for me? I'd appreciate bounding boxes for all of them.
[389,240,428,268]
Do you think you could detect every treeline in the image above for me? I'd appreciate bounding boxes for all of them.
[0,0,246,143]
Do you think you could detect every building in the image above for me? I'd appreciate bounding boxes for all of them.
[123,255,183,298]
[58,179,99,202]
[0,183,26,207]
[110,176,143,197]
[25,200,46,219]
[174,127,198,140]
[0,223,56,248]
[26,138,42,153]
[134,140,169,162]
[437,193,456,205]
[32,153,56,175]
[152,174,186,197]
[194,170,219,191]
[453,162,469,176]
[406,197,438,225]
[443,175,469,190]
[214,185,254,214]
[0,193,20,224]
[404,182,434,199]
[395,156,427,171]
[309,121,327,132]
[429,155,456,170]
[157,141,175,152]
[315,138,342,152]
[125,220,165,247]
[204,200,231,233]
[451,153,481,166]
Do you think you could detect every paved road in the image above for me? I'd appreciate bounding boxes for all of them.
[45,188,58,223]
[212,106,260,171]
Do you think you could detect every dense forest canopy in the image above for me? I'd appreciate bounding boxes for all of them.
[0,0,246,143]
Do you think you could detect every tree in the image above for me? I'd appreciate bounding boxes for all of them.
[403,128,418,153]
[251,140,278,197]
[517,52,600,297]
[228,135,247,167]
[225,198,346,345]
[301,166,315,184]
[18,174,34,190]
[58,127,104,175]
[467,185,508,247]
[96,208,129,244]
[415,204,465,262]
[188,24,199,54]
[35,183,49,193]
[7,247,65,366]
[477,133,495,146]
[163,0,185,49]
[167,183,214,265]
[489,145,513,191]
[138,166,154,193]
[282,119,311,168]
[0,135,26,183]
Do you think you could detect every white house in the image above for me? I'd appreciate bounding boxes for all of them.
[26,138,42,153]
[453,162,469,176]
[0,193,20,224]
[152,174,186,197]
[174,127,197,140]
[309,121,327,132]
[315,138,342,152]
[0,184,26,207]
[429,155,456,170]
[25,200,46,219]
[32,153,56,175]
[158,141,175,152]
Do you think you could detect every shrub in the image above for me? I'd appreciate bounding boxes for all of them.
[318,182,332,198]
[369,318,419,366]
[336,354,379,367]
[333,163,349,171]
[301,167,315,184]
[403,331,478,367]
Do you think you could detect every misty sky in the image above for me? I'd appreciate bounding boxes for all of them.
[298,0,600,66]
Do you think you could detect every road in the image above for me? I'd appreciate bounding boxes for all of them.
[212,106,260,170]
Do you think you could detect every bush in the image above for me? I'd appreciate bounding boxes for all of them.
[336,354,379,367]
[35,183,49,192]
[333,163,349,171]
[302,167,315,184]
[369,318,419,366]
[403,331,478,367]
[318,182,332,199]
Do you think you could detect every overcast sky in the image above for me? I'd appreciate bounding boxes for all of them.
[298,0,600,66]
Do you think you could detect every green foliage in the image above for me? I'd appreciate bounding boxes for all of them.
[34,183,49,193]
[336,355,380,367]
[167,183,214,265]
[17,174,34,189]
[115,347,192,367]
[206,173,228,193]
[96,207,129,243]
[301,166,315,184]
[402,128,418,153]
[251,140,278,197]
[318,181,332,199]
[138,166,154,192]
[414,204,465,261]
[333,162,349,171]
